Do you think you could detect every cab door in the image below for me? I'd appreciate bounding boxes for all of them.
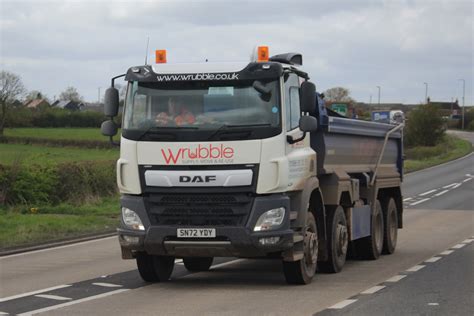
[284,73,315,191]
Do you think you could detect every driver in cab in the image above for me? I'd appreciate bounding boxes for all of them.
[155,97,195,126]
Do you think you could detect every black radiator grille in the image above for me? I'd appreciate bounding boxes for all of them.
[147,194,253,227]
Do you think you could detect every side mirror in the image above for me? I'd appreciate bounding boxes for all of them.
[300,81,316,115]
[299,115,318,132]
[104,87,119,117]
[101,120,118,137]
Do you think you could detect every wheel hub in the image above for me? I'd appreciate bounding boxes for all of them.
[304,231,318,265]
[336,224,348,257]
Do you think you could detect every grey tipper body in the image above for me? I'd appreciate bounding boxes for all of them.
[102,50,404,284]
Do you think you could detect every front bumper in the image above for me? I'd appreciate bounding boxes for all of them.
[118,194,294,258]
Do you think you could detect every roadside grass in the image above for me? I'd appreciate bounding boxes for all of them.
[404,135,472,173]
[4,127,118,141]
[0,143,118,165]
[0,197,120,250]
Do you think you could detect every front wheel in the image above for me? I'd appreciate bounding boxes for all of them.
[282,212,318,285]
[183,257,214,272]
[136,253,175,282]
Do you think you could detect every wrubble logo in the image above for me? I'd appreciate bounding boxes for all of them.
[161,144,235,165]
[156,73,239,82]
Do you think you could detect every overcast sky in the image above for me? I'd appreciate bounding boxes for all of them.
[1,0,472,105]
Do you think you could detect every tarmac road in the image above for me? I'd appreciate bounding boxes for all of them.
[0,133,472,316]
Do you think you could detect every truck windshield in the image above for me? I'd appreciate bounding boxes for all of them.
[122,79,281,141]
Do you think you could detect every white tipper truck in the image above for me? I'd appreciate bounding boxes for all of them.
[101,47,404,284]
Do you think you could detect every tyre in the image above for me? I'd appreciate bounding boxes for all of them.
[382,197,398,254]
[318,206,348,273]
[282,212,318,285]
[354,200,384,260]
[136,253,175,282]
[183,257,214,272]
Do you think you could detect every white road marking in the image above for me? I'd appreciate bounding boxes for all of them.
[440,250,454,255]
[17,289,129,316]
[211,259,246,269]
[406,265,425,272]
[462,238,474,244]
[452,183,462,189]
[452,243,466,249]
[403,197,413,202]
[0,285,71,303]
[425,256,442,263]
[385,275,407,282]
[35,294,72,301]
[410,198,430,206]
[462,178,473,183]
[328,299,358,309]
[465,173,472,177]
[361,285,385,294]
[175,259,183,263]
[92,282,122,288]
[0,236,116,260]
[419,189,437,196]
[433,190,449,197]
[442,183,458,189]
[0,312,9,315]
[428,303,439,306]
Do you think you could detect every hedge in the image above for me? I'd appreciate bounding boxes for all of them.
[0,136,112,149]
[5,107,122,128]
[0,161,117,206]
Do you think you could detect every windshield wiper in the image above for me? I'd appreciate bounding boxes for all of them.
[207,123,272,140]
[138,126,198,141]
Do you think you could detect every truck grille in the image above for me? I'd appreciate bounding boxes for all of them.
[147,194,253,227]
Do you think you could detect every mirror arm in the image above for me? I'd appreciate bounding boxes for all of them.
[286,132,306,144]
[111,74,126,88]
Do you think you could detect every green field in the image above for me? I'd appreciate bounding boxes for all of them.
[0,143,118,165]
[4,127,121,141]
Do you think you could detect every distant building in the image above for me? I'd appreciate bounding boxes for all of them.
[24,98,50,109]
[427,98,461,117]
[51,100,85,111]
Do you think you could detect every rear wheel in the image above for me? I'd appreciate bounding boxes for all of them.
[354,200,384,260]
[318,206,348,273]
[183,257,214,272]
[136,253,175,282]
[282,212,318,285]
[382,198,398,254]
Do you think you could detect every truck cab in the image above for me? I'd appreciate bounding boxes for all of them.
[102,48,403,284]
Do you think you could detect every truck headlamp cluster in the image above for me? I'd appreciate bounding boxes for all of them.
[254,207,285,231]
[122,207,145,231]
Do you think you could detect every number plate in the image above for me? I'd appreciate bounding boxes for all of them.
[177,228,216,238]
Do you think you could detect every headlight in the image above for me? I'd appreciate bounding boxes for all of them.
[254,207,285,232]
[122,207,145,230]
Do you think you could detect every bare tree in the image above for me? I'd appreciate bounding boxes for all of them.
[25,90,48,102]
[59,86,83,102]
[0,71,26,135]
[324,87,355,103]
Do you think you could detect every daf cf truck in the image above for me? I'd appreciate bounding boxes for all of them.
[102,47,404,284]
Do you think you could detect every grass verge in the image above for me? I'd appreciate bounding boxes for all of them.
[0,143,118,165]
[0,197,120,250]
[404,135,472,173]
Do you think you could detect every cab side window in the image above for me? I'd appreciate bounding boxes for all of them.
[284,74,301,131]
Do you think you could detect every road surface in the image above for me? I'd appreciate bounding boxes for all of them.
[0,135,472,315]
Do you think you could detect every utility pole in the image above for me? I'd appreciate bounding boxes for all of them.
[376,86,381,105]
[458,79,465,130]
[423,82,428,103]
[369,94,372,105]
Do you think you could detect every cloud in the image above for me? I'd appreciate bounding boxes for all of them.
[0,0,472,104]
